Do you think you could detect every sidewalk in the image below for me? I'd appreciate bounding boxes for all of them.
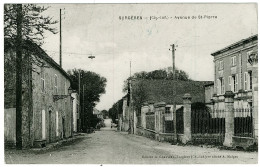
[5,133,86,154]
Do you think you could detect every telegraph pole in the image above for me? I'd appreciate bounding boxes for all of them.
[78,71,81,131]
[59,8,62,67]
[170,44,177,144]
[82,84,85,131]
[16,4,23,149]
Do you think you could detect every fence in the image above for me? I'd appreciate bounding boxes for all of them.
[234,108,253,137]
[191,109,225,134]
[146,114,155,131]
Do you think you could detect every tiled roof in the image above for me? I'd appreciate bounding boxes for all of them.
[4,38,71,81]
[211,34,258,56]
[131,79,213,105]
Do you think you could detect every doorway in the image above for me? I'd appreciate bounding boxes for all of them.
[49,110,52,142]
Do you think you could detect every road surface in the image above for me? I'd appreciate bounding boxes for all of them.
[5,121,258,164]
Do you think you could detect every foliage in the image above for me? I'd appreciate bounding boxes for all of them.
[132,81,148,115]
[67,68,107,130]
[123,67,191,92]
[108,99,123,123]
[101,110,109,118]
[4,4,58,46]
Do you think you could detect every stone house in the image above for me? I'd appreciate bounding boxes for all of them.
[4,39,73,148]
[211,34,258,110]
[210,34,258,142]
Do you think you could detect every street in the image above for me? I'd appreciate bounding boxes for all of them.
[5,119,257,164]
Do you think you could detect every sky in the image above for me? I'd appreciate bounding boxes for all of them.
[40,3,257,111]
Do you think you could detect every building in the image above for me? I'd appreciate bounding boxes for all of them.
[71,92,80,132]
[4,39,73,148]
[93,108,103,119]
[211,35,258,110]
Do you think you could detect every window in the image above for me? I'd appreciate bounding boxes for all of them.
[165,107,171,114]
[217,78,224,95]
[221,78,225,94]
[248,71,252,90]
[41,72,45,93]
[235,74,238,92]
[228,76,232,92]
[54,74,58,94]
[219,60,224,70]
[231,56,237,66]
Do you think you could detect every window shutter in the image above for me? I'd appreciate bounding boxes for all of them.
[244,72,247,90]
[222,78,225,94]
[228,76,231,91]
[235,74,238,92]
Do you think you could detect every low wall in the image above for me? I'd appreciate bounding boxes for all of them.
[232,136,257,149]
[191,133,224,145]
[4,108,16,147]
[136,127,156,140]
[158,133,176,142]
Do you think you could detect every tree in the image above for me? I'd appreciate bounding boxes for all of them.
[108,99,123,123]
[4,4,58,46]
[67,68,107,131]
[123,67,191,93]
[101,110,109,118]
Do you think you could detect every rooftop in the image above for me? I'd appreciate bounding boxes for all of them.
[211,34,258,56]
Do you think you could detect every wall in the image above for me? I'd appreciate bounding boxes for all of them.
[71,92,79,132]
[32,59,73,145]
[4,49,33,148]
[213,38,257,110]
[4,108,16,146]
[122,98,130,131]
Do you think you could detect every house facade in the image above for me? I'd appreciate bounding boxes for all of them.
[211,35,258,110]
[4,39,73,148]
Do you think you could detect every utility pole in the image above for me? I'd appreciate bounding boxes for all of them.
[16,4,23,149]
[170,44,177,144]
[82,84,85,131]
[59,8,62,67]
[78,71,81,131]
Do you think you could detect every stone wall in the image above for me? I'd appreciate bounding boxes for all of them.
[32,59,73,144]
[4,48,73,148]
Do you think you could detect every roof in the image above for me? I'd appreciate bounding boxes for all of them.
[211,34,258,56]
[131,79,212,105]
[4,38,71,81]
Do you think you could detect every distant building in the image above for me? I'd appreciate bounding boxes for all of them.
[4,39,73,148]
[211,34,258,110]
[93,108,103,119]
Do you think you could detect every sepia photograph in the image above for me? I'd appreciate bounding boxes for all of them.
[2,1,259,164]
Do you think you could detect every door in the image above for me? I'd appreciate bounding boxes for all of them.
[49,110,52,142]
[62,117,65,138]
[42,110,46,140]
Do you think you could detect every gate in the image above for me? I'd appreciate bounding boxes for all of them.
[191,109,225,144]
[234,108,253,137]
